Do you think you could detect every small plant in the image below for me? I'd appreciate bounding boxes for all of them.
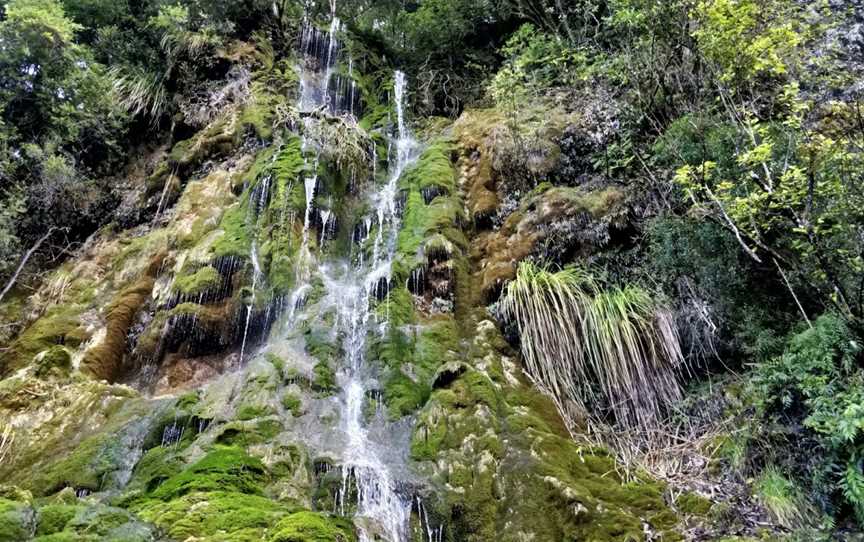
[281,392,303,417]
[755,466,812,529]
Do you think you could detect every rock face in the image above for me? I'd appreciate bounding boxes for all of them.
[0,15,682,542]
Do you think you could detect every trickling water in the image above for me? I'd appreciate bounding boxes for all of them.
[320,208,332,245]
[240,174,270,362]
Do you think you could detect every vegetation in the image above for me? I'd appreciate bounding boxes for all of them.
[501,261,684,432]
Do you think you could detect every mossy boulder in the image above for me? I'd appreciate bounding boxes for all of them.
[136,491,287,542]
[34,346,72,378]
[269,511,355,542]
[147,447,267,501]
[0,498,34,541]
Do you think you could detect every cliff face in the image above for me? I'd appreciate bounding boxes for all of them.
[0,15,687,541]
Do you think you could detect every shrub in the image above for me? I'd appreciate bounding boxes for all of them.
[751,314,864,522]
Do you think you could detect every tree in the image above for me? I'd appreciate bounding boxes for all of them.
[676,0,864,320]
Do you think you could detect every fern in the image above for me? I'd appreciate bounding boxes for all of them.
[843,455,864,524]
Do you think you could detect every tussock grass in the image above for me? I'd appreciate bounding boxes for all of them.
[112,67,169,121]
[501,261,685,432]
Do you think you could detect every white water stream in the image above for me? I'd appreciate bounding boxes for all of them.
[285,11,435,539]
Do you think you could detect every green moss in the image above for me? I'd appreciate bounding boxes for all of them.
[212,202,251,258]
[410,402,449,461]
[312,362,337,395]
[30,434,121,496]
[35,346,72,378]
[458,370,501,410]
[148,447,267,501]
[33,533,99,542]
[266,353,286,376]
[36,505,79,535]
[264,137,307,295]
[384,372,430,418]
[236,404,275,421]
[137,491,287,542]
[375,287,414,329]
[390,139,465,287]
[407,316,683,541]
[126,445,185,494]
[416,319,459,367]
[0,498,32,541]
[61,506,142,538]
[176,391,200,410]
[174,266,221,295]
[676,492,713,516]
[2,302,88,375]
[269,511,355,542]
[213,419,282,447]
[281,392,303,417]
[305,330,338,364]
[400,141,457,194]
[83,269,161,381]
[240,88,281,140]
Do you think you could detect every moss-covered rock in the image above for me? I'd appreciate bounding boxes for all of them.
[137,491,286,542]
[473,184,628,297]
[82,253,166,381]
[174,265,221,295]
[147,446,267,501]
[410,317,681,541]
[269,511,355,542]
[0,498,34,541]
[34,346,72,378]
[35,504,79,536]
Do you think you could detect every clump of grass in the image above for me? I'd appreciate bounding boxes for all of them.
[111,67,170,121]
[755,466,813,529]
[500,261,685,432]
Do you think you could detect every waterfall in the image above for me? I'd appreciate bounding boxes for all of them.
[329,70,417,542]
[287,11,431,538]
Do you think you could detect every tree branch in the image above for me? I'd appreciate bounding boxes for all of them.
[0,227,59,305]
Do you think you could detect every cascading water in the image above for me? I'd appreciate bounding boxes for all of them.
[280,11,437,539]
[339,72,417,542]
